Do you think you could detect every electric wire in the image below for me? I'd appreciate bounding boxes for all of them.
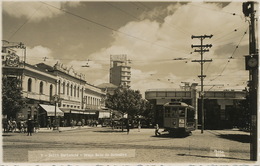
[106,2,141,21]
[212,25,247,43]
[187,2,243,17]
[5,2,249,89]
[8,4,43,40]
[209,27,249,82]
[40,1,190,56]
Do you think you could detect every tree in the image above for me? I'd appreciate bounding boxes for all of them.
[138,99,153,119]
[105,86,145,130]
[106,86,143,117]
[2,76,25,119]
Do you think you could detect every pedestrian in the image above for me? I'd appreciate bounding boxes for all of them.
[126,120,130,134]
[64,119,67,127]
[47,117,51,129]
[82,119,85,127]
[23,121,27,133]
[73,120,76,128]
[155,124,161,136]
[7,119,12,132]
[11,119,17,132]
[71,119,74,128]
[17,121,22,133]
[77,121,82,128]
[3,118,8,133]
[138,120,141,132]
[20,121,25,133]
[61,119,65,127]
[27,119,34,136]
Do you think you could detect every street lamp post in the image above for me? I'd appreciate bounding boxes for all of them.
[51,94,60,130]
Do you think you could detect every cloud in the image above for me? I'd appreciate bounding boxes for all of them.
[67,59,103,72]
[93,74,110,86]
[140,3,183,22]
[27,45,55,65]
[86,2,249,91]
[3,1,80,22]
[66,59,108,85]
[14,2,248,92]
[130,69,183,96]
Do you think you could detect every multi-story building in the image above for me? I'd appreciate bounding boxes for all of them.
[109,55,131,87]
[2,47,106,127]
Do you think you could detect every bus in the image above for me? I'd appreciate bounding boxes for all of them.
[163,101,195,136]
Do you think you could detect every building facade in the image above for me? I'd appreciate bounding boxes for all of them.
[2,48,106,127]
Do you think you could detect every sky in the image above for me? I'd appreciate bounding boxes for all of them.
[2,1,256,96]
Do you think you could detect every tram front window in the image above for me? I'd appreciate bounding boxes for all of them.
[172,108,178,117]
[165,107,170,117]
[179,108,185,117]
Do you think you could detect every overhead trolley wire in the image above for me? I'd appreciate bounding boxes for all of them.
[209,27,249,82]
[8,4,44,40]
[187,2,243,17]
[40,1,190,56]
[105,2,141,21]
[212,25,247,43]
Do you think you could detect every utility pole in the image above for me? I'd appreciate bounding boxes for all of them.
[191,35,213,133]
[243,1,258,161]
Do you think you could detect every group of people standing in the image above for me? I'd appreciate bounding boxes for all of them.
[2,118,37,136]
[46,118,99,129]
[3,118,18,133]
[70,119,98,128]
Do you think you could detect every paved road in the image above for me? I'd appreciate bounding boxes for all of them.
[2,127,252,164]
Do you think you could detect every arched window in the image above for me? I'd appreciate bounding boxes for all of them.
[39,81,43,94]
[58,80,61,95]
[28,78,32,92]
[67,83,70,95]
[70,84,73,96]
[74,86,76,97]
[63,82,65,94]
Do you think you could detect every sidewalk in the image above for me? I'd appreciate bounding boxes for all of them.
[38,126,92,133]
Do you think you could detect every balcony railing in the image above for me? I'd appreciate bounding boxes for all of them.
[22,91,50,101]
[85,104,101,110]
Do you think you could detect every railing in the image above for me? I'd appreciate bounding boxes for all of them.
[59,94,81,101]
[85,104,101,110]
[22,91,50,101]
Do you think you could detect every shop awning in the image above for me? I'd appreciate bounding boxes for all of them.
[39,104,64,116]
[82,112,94,115]
[71,111,84,114]
[60,108,97,115]
[99,112,110,118]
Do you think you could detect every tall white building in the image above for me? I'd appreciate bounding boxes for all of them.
[109,55,131,87]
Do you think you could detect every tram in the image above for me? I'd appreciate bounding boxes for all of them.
[163,101,196,136]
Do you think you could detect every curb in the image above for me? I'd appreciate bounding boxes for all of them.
[38,126,91,133]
